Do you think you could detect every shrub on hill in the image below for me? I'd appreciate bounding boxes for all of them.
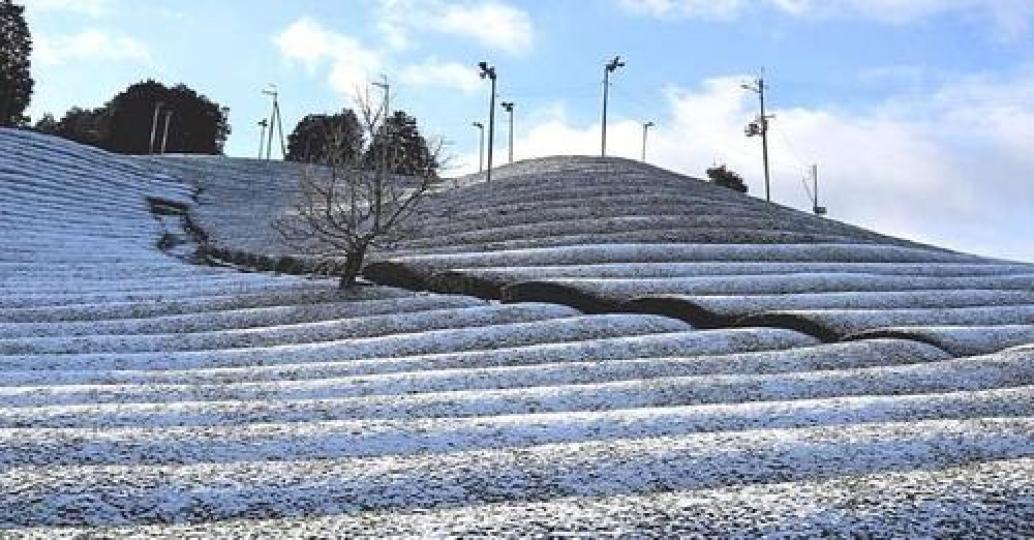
[706,164,748,193]
[35,107,111,147]
[0,0,33,127]
[364,111,439,177]
[286,111,364,164]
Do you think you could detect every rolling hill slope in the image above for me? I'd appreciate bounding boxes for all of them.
[0,128,1031,536]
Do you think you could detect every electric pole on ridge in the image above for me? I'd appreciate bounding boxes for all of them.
[478,62,497,182]
[601,55,625,157]
[261,84,286,161]
[372,75,390,119]
[501,101,514,164]
[472,121,485,172]
[811,164,826,216]
[257,119,268,159]
[641,121,654,162]
[742,70,773,202]
[159,109,173,154]
[149,101,165,155]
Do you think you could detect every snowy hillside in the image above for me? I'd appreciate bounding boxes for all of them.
[0,128,1031,536]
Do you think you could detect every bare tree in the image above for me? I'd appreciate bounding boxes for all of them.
[273,90,445,288]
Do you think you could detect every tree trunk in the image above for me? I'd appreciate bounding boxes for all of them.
[338,243,368,289]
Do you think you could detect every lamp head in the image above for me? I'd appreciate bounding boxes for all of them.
[478,62,496,79]
[606,56,624,72]
[473,122,483,129]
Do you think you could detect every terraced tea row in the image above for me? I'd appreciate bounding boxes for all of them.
[2,129,1031,535]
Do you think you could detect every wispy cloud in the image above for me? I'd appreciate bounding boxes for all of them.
[34,29,152,65]
[399,58,483,93]
[274,17,383,96]
[375,0,535,54]
[21,0,111,17]
[619,0,1034,37]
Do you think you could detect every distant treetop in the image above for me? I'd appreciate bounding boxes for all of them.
[33,79,230,155]
[706,164,749,194]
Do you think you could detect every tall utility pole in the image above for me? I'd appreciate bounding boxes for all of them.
[159,110,173,154]
[501,101,514,164]
[372,75,390,120]
[149,101,165,155]
[478,62,497,182]
[601,55,625,157]
[742,71,773,202]
[811,164,827,216]
[472,122,485,172]
[262,85,285,161]
[641,121,654,162]
[257,119,268,159]
[372,76,391,173]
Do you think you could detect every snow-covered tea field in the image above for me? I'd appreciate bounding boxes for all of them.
[0,128,1031,536]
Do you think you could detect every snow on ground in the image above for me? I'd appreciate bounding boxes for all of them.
[0,129,1030,535]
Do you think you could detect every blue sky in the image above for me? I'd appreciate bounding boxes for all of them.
[20,0,1034,262]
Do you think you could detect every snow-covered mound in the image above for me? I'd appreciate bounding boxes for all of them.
[1,129,1030,536]
[158,152,1034,357]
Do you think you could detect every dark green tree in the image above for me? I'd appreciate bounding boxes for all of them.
[706,164,748,193]
[51,106,111,147]
[364,111,438,176]
[105,80,230,154]
[0,0,33,127]
[286,110,363,164]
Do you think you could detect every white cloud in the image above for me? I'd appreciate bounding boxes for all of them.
[274,17,382,96]
[34,29,151,65]
[618,0,747,20]
[399,58,483,93]
[435,2,534,53]
[619,0,1034,36]
[478,71,1034,262]
[374,0,534,54]
[22,0,110,17]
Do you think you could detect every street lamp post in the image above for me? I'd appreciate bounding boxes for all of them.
[501,101,514,164]
[641,121,654,162]
[478,62,497,182]
[601,55,625,157]
[742,72,773,202]
[472,121,485,172]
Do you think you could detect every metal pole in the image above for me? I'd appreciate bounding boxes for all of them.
[257,120,267,159]
[160,110,173,154]
[472,122,484,172]
[601,56,624,158]
[265,98,275,161]
[641,121,654,162]
[487,77,496,181]
[601,67,609,157]
[478,62,497,181]
[812,163,819,213]
[274,99,286,159]
[149,101,164,155]
[501,101,514,164]
[759,76,771,202]
[373,76,390,120]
